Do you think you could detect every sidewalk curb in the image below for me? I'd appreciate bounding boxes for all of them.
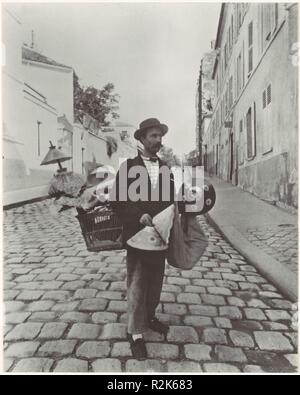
[207,213,298,303]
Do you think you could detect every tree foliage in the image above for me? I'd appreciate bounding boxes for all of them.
[74,72,120,127]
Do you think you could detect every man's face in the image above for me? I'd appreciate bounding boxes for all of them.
[140,127,163,155]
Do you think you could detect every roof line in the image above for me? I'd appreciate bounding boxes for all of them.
[214,3,226,50]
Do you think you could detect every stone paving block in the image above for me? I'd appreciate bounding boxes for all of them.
[168,277,190,286]
[5,312,31,324]
[13,358,54,372]
[73,289,98,299]
[4,290,20,301]
[42,291,71,301]
[167,326,199,343]
[244,308,267,321]
[125,359,163,372]
[52,302,80,312]
[215,345,247,363]
[202,328,228,345]
[254,332,294,352]
[167,361,202,372]
[102,273,125,282]
[177,293,202,304]
[35,273,59,281]
[184,344,212,361]
[111,342,132,358]
[204,273,222,280]
[185,286,206,294]
[227,297,246,307]
[4,358,14,372]
[229,330,255,348]
[68,323,100,339]
[183,316,213,327]
[192,279,215,287]
[54,358,88,372]
[247,299,269,309]
[100,323,127,340]
[164,303,187,316]
[107,300,127,313]
[146,343,179,360]
[97,291,124,300]
[39,323,68,339]
[109,281,127,291]
[14,274,37,283]
[155,313,181,326]
[233,320,263,332]
[262,322,289,331]
[60,312,89,323]
[17,291,44,301]
[265,310,292,322]
[89,281,110,291]
[92,358,122,372]
[222,273,245,282]
[5,341,40,358]
[189,305,218,317]
[5,323,43,341]
[180,271,203,279]
[202,295,226,306]
[269,299,293,310]
[92,312,118,324]
[79,298,108,312]
[62,281,86,291]
[203,363,241,373]
[28,312,57,322]
[207,287,232,296]
[214,317,232,329]
[258,291,283,299]
[76,341,111,358]
[5,301,25,312]
[162,284,182,293]
[219,306,243,320]
[57,274,81,282]
[160,292,176,302]
[38,340,77,357]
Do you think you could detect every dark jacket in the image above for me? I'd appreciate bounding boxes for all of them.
[110,154,175,248]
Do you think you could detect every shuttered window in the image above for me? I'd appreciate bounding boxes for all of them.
[248,22,253,76]
[246,103,256,159]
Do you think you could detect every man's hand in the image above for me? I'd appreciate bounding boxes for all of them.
[140,213,153,227]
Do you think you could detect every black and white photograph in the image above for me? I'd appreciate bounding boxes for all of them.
[1,1,299,376]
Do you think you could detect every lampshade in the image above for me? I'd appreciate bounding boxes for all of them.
[40,141,72,166]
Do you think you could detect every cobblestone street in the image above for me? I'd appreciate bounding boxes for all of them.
[3,201,298,373]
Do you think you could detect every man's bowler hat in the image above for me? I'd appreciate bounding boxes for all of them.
[134,118,168,141]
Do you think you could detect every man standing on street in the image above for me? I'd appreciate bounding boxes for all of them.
[111,118,175,360]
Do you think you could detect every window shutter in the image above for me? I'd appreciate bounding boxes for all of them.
[246,107,252,158]
[262,89,267,109]
[271,3,278,32]
[267,84,272,105]
[251,102,256,157]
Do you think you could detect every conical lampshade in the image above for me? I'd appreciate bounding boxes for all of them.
[40,141,72,166]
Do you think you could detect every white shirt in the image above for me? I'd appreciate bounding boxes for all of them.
[141,155,159,188]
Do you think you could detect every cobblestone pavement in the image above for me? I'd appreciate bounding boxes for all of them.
[246,225,298,274]
[3,201,298,373]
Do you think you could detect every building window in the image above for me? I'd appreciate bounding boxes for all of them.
[246,103,256,159]
[248,21,253,77]
[229,76,233,109]
[262,84,273,153]
[261,4,278,50]
[239,119,244,165]
[237,52,242,95]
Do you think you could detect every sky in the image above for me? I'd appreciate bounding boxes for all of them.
[21,2,221,156]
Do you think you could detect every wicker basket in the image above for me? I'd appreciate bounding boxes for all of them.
[76,206,123,252]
